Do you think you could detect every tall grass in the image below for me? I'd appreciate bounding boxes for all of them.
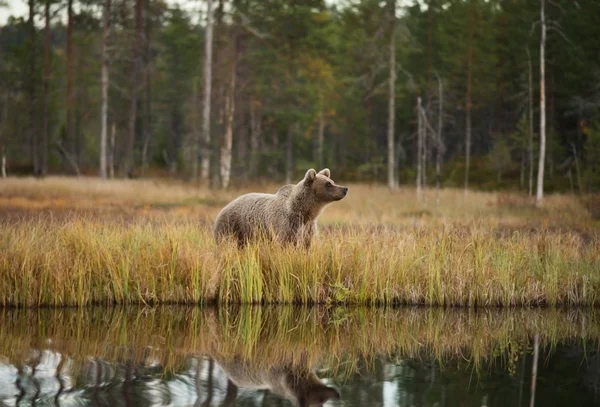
[1,217,598,307]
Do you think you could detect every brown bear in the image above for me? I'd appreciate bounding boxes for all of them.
[213,168,348,248]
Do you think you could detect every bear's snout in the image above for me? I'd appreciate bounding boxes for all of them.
[342,187,348,196]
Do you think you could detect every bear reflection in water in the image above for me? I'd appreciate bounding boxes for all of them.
[214,354,340,407]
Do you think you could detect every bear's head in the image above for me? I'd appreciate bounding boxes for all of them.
[297,383,340,407]
[302,168,348,203]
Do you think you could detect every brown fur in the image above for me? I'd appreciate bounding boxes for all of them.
[214,355,340,407]
[213,168,348,248]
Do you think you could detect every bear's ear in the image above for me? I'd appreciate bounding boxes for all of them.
[318,168,330,178]
[304,169,317,184]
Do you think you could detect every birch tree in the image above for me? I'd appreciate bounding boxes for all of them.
[536,0,547,205]
[99,0,111,179]
[41,0,52,176]
[200,0,214,182]
[28,0,38,175]
[66,0,74,171]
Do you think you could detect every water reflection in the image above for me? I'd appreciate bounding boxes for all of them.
[0,306,599,406]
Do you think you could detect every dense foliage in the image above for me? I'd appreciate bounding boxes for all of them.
[0,0,599,192]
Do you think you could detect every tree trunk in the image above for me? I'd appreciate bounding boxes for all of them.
[572,143,582,194]
[66,0,75,172]
[435,72,443,208]
[190,78,200,179]
[100,0,111,179]
[527,47,534,197]
[387,0,396,190]
[529,333,540,407]
[520,151,525,188]
[220,38,237,189]
[1,148,5,178]
[42,0,51,176]
[2,93,7,178]
[123,0,143,178]
[416,97,423,197]
[317,109,325,170]
[141,0,151,178]
[536,0,546,206]
[200,0,214,183]
[464,18,473,195]
[422,103,427,205]
[109,122,116,178]
[248,99,261,178]
[285,124,294,185]
[28,0,38,176]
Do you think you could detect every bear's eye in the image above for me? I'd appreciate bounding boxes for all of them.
[326,182,332,188]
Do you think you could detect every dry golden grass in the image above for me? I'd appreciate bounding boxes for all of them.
[1,176,595,228]
[0,176,598,307]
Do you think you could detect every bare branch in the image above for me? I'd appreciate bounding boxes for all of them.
[548,0,568,15]
[547,23,573,46]
[529,21,540,38]
[236,11,270,40]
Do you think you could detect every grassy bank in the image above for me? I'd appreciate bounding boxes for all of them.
[1,177,598,307]
[1,218,598,307]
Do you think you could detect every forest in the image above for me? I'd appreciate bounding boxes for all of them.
[0,0,599,197]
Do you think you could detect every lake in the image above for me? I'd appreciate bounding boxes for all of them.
[0,306,598,406]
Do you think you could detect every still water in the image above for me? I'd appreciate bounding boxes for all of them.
[0,306,599,407]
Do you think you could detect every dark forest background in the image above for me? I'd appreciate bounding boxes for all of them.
[0,0,599,195]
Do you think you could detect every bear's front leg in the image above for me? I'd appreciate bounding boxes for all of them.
[299,223,314,250]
